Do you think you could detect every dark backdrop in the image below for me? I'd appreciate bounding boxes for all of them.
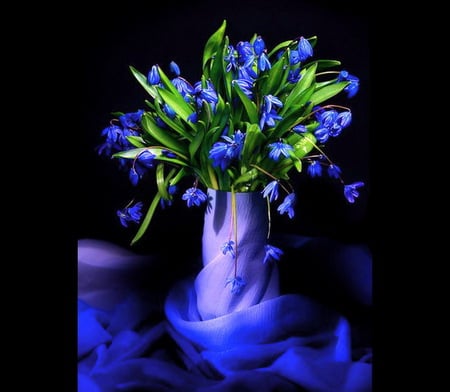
[77,0,371,257]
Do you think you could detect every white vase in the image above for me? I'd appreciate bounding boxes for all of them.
[195,188,280,320]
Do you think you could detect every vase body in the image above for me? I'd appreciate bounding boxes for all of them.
[195,188,279,320]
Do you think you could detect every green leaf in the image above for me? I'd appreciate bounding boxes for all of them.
[141,113,188,155]
[156,163,169,199]
[202,19,227,70]
[283,62,317,112]
[157,66,181,97]
[153,100,194,141]
[241,123,266,165]
[233,168,259,186]
[129,66,158,99]
[310,81,349,106]
[292,133,316,159]
[232,82,259,124]
[130,193,161,246]
[157,88,195,123]
[268,39,295,58]
[311,59,341,70]
[189,127,205,161]
[126,136,146,148]
[261,53,287,96]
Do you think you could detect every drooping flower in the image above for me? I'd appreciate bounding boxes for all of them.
[263,244,284,264]
[262,180,280,202]
[236,41,255,68]
[343,182,364,203]
[119,110,144,129]
[221,240,236,257]
[225,276,246,295]
[117,201,144,227]
[277,193,296,219]
[160,185,178,209]
[338,70,360,98]
[327,164,342,179]
[182,187,208,207]
[292,124,307,134]
[307,160,322,177]
[268,141,294,161]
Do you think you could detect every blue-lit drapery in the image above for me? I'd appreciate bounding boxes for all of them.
[78,191,372,391]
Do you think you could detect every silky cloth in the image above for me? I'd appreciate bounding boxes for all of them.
[78,237,372,391]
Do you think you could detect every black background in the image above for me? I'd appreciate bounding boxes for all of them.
[78,0,371,258]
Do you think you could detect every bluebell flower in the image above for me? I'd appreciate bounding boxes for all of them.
[292,124,307,133]
[260,110,283,130]
[297,37,313,61]
[221,240,235,257]
[238,66,258,81]
[224,45,238,72]
[119,110,144,129]
[163,103,176,119]
[117,201,144,227]
[233,78,254,98]
[268,141,294,161]
[98,124,123,156]
[344,182,364,203]
[277,193,296,219]
[187,112,198,123]
[129,167,139,186]
[225,276,246,295]
[263,95,283,113]
[137,150,156,168]
[253,36,265,56]
[161,149,177,158]
[169,61,180,76]
[307,160,322,177]
[327,164,342,179]
[182,187,208,207]
[314,127,330,143]
[209,130,245,170]
[263,244,284,264]
[289,50,301,65]
[160,185,178,209]
[236,41,255,68]
[172,76,195,96]
[262,180,280,202]
[194,81,218,111]
[287,68,302,83]
[258,53,271,72]
[338,70,360,98]
[148,65,160,85]
[337,111,352,128]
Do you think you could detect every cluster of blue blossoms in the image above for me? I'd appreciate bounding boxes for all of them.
[98,23,364,292]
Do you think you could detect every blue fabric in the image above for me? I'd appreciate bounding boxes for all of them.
[78,237,372,391]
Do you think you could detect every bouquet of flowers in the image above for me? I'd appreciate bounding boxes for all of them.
[98,20,364,245]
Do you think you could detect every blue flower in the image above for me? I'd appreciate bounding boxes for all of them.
[225,276,246,295]
[221,240,235,257]
[263,244,284,264]
[268,142,294,161]
[117,201,144,227]
[224,45,238,72]
[182,187,208,207]
[262,180,280,202]
[292,124,307,134]
[327,164,342,179]
[236,41,255,68]
[209,130,245,170]
[160,185,178,209]
[169,61,180,76]
[119,110,144,128]
[287,68,302,83]
[337,111,352,128]
[259,109,283,130]
[277,193,296,219]
[161,149,177,158]
[233,78,254,99]
[343,182,364,203]
[148,65,160,85]
[194,81,218,111]
[307,160,322,177]
[338,70,360,98]
[263,95,283,113]
[297,37,313,61]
